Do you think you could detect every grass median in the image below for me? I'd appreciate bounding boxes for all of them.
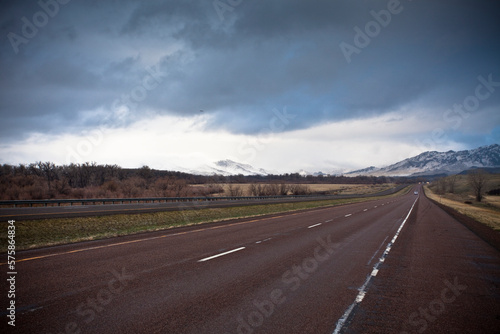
[1,186,410,252]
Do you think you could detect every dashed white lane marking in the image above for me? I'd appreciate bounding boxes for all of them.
[308,223,322,229]
[198,247,246,262]
[255,238,272,244]
[363,209,368,212]
[325,219,333,223]
[332,196,418,334]
[345,214,352,217]
[374,206,378,208]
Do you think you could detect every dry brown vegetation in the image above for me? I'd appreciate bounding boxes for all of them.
[0,163,219,200]
[214,183,395,197]
[425,186,500,231]
[426,171,500,230]
[1,162,403,201]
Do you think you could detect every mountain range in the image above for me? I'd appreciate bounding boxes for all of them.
[346,144,500,177]
[185,144,500,177]
[187,160,271,177]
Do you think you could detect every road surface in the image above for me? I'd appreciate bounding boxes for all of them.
[1,185,499,333]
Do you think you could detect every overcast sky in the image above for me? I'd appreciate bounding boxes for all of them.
[1,0,499,173]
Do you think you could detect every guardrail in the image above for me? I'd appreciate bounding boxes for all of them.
[0,185,408,208]
[0,194,316,207]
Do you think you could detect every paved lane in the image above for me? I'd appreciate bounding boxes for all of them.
[344,189,500,333]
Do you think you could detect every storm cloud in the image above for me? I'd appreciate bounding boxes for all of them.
[1,0,499,171]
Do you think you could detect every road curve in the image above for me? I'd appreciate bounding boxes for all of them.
[1,185,498,333]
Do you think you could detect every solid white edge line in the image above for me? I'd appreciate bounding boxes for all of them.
[332,196,418,334]
[308,223,322,229]
[197,247,246,262]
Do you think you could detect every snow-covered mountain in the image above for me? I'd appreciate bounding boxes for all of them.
[179,144,499,177]
[346,166,378,176]
[188,160,271,176]
[347,144,500,177]
[297,169,345,177]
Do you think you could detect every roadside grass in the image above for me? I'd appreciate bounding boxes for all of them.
[430,174,500,207]
[1,186,410,252]
[424,185,500,231]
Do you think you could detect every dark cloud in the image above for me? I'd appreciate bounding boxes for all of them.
[1,0,499,146]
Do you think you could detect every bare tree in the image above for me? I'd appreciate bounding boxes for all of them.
[172,179,187,197]
[279,183,289,196]
[468,169,489,202]
[37,161,57,191]
[434,177,447,195]
[289,184,310,195]
[446,175,458,194]
[228,184,243,197]
[249,183,263,196]
[264,183,280,196]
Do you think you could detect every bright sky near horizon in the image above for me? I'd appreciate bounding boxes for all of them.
[1,0,499,173]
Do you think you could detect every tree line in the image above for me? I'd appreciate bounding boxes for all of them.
[1,161,407,200]
[429,169,493,202]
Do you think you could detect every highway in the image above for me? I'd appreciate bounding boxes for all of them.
[1,185,499,333]
[0,186,406,220]
[0,196,350,221]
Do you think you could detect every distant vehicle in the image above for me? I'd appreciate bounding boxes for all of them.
[414,191,418,195]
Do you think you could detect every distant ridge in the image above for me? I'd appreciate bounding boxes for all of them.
[346,144,500,177]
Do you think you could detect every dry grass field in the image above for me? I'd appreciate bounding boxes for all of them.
[424,185,500,231]
[207,183,396,196]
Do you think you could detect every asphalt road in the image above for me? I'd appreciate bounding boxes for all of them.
[1,185,499,333]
